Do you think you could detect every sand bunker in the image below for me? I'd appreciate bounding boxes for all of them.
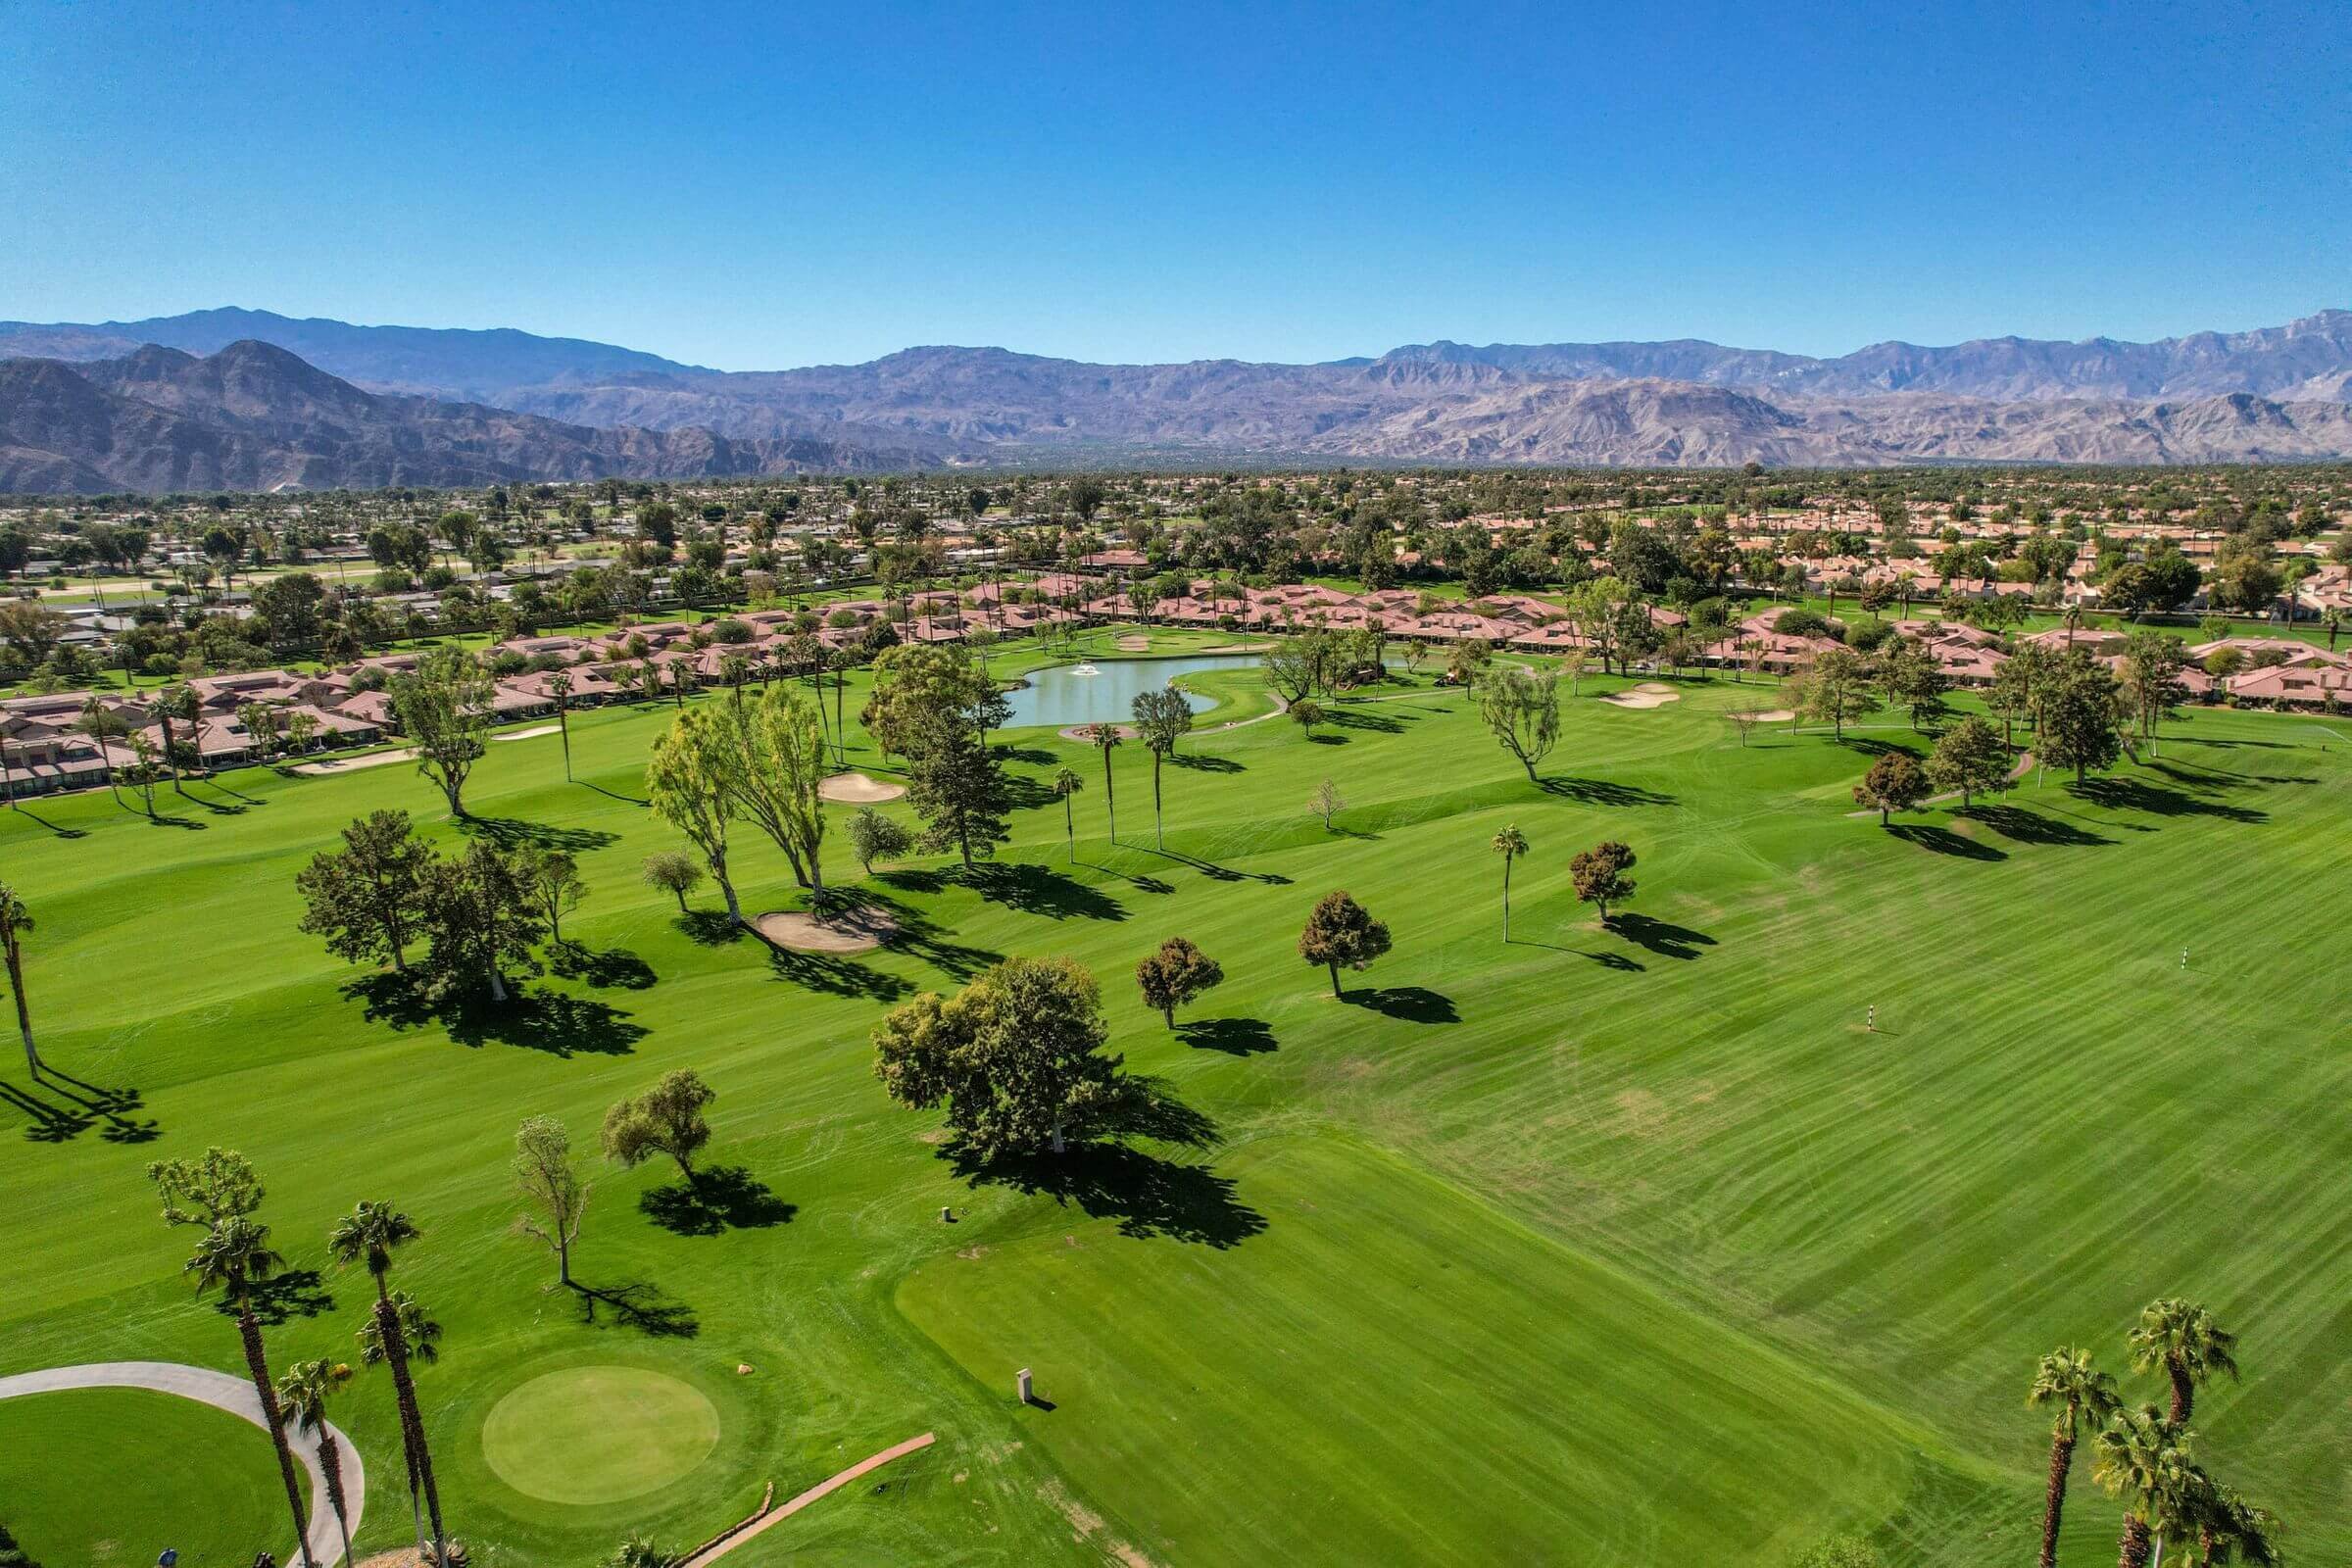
[819,771,906,803]
[1058,722,1138,743]
[1599,688,1682,710]
[1199,642,1273,655]
[1635,682,1678,694]
[1115,635,1152,651]
[1733,709,1796,722]
[495,723,562,741]
[292,747,417,775]
[756,906,899,954]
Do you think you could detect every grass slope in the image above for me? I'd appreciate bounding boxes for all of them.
[1,627,2346,1565]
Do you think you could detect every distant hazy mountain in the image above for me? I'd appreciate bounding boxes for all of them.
[7,307,2352,483]
[0,341,937,493]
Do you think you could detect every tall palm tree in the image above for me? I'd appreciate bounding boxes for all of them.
[2130,1298,2238,1429]
[2192,1481,2279,1567]
[1090,723,1122,842]
[1053,767,1083,860]
[1491,825,1528,942]
[329,1200,448,1567]
[358,1291,443,1566]
[2028,1346,2120,1568]
[275,1359,356,1567]
[548,671,573,780]
[2095,1405,2198,1568]
[185,1216,315,1567]
[0,882,37,1079]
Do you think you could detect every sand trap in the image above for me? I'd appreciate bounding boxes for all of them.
[1599,690,1682,710]
[1635,682,1678,694]
[1058,722,1137,743]
[756,906,899,954]
[1732,709,1796,722]
[1199,642,1273,655]
[495,723,562,741]
[819,771,906,803]
[1115,635,1152,651]
[292,747,416,774]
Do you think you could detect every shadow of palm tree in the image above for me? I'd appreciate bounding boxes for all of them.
[231,1268,335,1327]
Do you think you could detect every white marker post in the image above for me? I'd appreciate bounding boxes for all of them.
[1016,1367,1034,1405]
[1867,1004,1876,1033]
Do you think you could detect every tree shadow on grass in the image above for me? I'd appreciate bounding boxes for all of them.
[763,943,914,1003]
[1608,913,1716,960]
[1576,949,1647,972]
[461,815,621,854]
[1178,1017,1276,1055]
[1169,754,1243,773]
[1326,707,1405,734]
[997,746,1057,767]
[828,886,1000,981]
[638,1165,797,1237]
[578,780,649,808]
[2,1074,160,1145]
[1150,848,1291,886]
[2075,775,2267,824]
[888,862,1130,922]
[1963,805,2115,848]
[677,909,749,946]
[550,943,656,990]
[1537,776,1676,808]
[346,974,646,1056]
[1887,823,2007,861]
[1342,985,1459,1023]
[1,806,86,839]
[571,1280,699,1338]
[1306,732,1349,745]
[231,1268,335,1327]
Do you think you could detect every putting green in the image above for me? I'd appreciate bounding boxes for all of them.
[481,1366,720,1504]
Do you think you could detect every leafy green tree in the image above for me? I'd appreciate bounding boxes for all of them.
[327,1200,446,1567]
[513,1115,589,1288]
[641,851,705,911]
[1491,825,1528,941]
[390,646,494,816]
[1052,766,1084,859]
[1853,752,1930,825]
[2120,632,2191,752]
[296,817,439,973]
[1879,636,1951,732]
[0,883,39,1078]
[1289,698,1326,738]
[513,845,587,947]
[2040,652,2129,786]
[1136,937,1224,1027]
[848,806,915,873]
[2028,1347,2120,1568]
[648,706,743,925]
[149,1152,313,1567]
[1926,715,2013,809]
[603,1068,716,1187]
[1475,666,1560,780]
[1298,891,1392,997]
[275,1359,357,1567]
[906,722,1011,868]
[715,686,829,904]
[872,956,1135,1157]
[1987,640,2060,744]
[1570,841,1637,923]
[2130,1298,2238,1429]
[861,643,1009,758]
[418,841,546,1003]
[1794,647,1882,739]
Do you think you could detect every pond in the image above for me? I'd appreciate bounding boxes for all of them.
[1002,654,1262,728]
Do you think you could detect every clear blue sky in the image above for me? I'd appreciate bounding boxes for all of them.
[4,0,2346,369]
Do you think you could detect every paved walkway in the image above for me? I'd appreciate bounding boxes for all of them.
[0,1360,366,1567]
[678,1432,936,1566]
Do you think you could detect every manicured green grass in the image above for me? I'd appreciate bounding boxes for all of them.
[482,1366,720,1503]
[2,629,2347,1565]
[0,1389,304,1564]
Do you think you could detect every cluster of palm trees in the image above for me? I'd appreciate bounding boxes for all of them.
[148,1152,452,1568]
[2029,1298,2275,1567]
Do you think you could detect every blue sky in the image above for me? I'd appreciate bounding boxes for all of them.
[3,0,2346,369]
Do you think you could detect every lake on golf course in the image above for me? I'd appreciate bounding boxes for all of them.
[1003,654,1262,727]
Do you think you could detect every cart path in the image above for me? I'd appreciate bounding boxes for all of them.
[0,1359,365,1567]
[678,1431,936,1566]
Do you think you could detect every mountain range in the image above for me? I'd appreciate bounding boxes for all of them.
[7,307,2352,491]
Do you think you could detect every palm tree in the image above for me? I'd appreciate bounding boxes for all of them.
[0,882,37,1079]
[184,1216,315,1567]
[2130,1298,2238,1429]
[1053,767,1083,860]
[275,1359,357,1567]
[1090,723,1122,842]
[548,671,573,780]
[2029,1347,2120,1568]
[329,1200,448,1567]
[1490,825,1528,942]
[2095,1405,2199,1568]
[2192,1481,2279,1567]
[358,1291,443,1564]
